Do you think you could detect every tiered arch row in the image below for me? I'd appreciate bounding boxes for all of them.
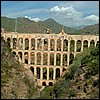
[2,32,99,86]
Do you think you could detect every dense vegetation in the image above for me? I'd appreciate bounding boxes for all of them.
[1,36,38,99]
[39,45,99,99]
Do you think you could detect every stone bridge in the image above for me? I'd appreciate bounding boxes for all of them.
[1,28,99,86]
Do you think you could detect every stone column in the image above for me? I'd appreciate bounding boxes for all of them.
[28,51,30,64]
[88,41,90,48]
[61,38,63,51]
[67,53,70,66]
[41,52,43,65]
[29,38,31,50]
[55,38,57,51]
[60,53,63,66]
[81,41,83,52]
[35,52,37,65]
[16,35,18,50]
[53,68,56,79]
[54,52,56,66]
[48,52,50,66]
[40,68,43,79]
[35,38,37,50]
[23,37,25,50]
[47,67,49,80]
[74,40,77,52]
[10,35,13,49]
[22,51,24,63]
[68,39,70,52]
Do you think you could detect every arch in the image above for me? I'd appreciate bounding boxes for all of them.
[25,38,29,50]
[12,51,16,57]
[96,41,99,47]
[36,67,40,79]
[49,68,53,80]
[31,38,35,50]
[43,53,48,65]
[24,52,28,64]
[90,39,95,47]
[63,53,67,66]
[43,67,47,79]
[56,53,61,66]
[57,39,61,51]
[44,38,48,51]
[70,40,75,52]
[37,52,41,65]
[50,39,55,51]
[37,38,42,50]
[63,39,68,51]
[18,38,23,50]
[13,38,17,49]
[42,81,46,86]
[7,37,10,47]
[69,53,74,65]
[56,68,60,79]
[30,66,34,75]
[49,82,53,86]
[30,52,35,65]
[50,53,54,65]
[18,52,22,60]
[83,40,88,50]
[76,40,82,52]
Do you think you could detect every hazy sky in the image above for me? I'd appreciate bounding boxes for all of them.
[1,1,99,27]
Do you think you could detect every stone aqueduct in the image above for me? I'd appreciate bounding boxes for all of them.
[1,28,99,86]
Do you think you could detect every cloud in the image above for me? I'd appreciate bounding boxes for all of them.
[49,6,99,27]
[24,16,41,22]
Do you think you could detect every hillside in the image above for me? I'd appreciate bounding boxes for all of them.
[1,36,39,99]
[1,16,77,33]
[77,23,99,35]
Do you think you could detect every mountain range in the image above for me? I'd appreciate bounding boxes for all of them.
[1,16,99,34]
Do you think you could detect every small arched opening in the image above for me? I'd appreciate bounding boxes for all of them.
[30,52,35,65]
[70,40,75,52]
[50,39,55,51]
[96,41,99,47]
[83,40,88,50]
[24,52,28,64]
[63,39,68,51]
[13,38,17,49]
[12,51,16,57]
[18,38,23,50]
[36,67,40,79]
[76,40,82,52]
[42,81,46,86]
[37,52,41,65]
[49,68,53,80]
[31,38,35,50]
[50,53,54,65]
[25,38,29,50]
[49,82,53,86]
[56,53,61,66]
[43,53,48,65]
[44,38,48,51]
[43,67,47,79]
[57,39,61,51]
[30,66,34,75]
[90,39,95,47]
[18,52,22,60]
[69,53,74,65]
[56,68,60,79]
[63,53,67,66]
[37,38,42,50]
